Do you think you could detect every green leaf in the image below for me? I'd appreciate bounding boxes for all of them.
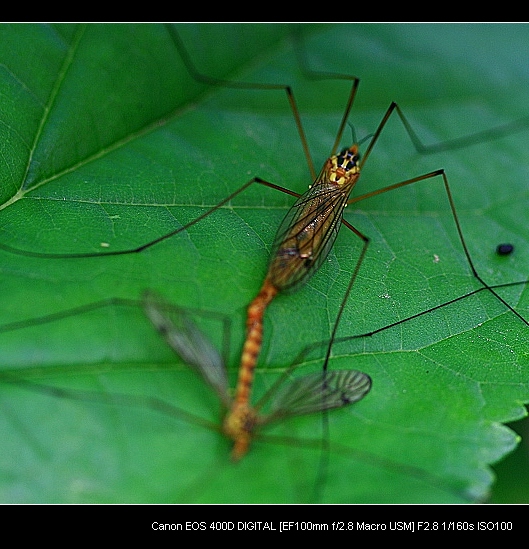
[1,23,528,503]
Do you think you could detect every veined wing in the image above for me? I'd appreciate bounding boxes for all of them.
[259,369,371,424]
[267,183,348,291]
[142,291,230,407]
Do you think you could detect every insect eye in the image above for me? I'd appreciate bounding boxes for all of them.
[337,150,359,171]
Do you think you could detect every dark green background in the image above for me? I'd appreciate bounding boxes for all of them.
[0,23,528,502]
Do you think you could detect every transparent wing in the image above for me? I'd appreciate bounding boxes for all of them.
[261,369,371,424]
[267,183,347,291]
[142,291,230,406]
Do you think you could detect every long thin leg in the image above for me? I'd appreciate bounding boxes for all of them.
[314,165,529,379]
[293,26,529,154]
[350,100,529,328]
[164,24,318,180]
[351,169,529,325]
[1,26,363,262]
[0,177,303,259]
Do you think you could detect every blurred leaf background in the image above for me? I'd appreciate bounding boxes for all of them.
[0,23,528,502]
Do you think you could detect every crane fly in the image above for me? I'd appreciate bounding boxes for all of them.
[227,138,363,458]
[2,24,529,501]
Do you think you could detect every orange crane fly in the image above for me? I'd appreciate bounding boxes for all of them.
[222,145,362,459]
